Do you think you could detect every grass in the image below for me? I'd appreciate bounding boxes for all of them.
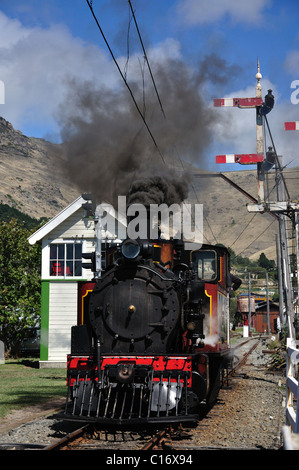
[0,358,67,418]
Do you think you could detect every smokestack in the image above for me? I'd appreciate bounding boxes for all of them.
[127,175,189,206]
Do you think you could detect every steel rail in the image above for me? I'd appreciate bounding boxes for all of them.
[140,427,170,450]
[229,340,260,377]
[43,425,89,450]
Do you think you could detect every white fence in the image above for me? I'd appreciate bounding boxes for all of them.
[285,338,299,442]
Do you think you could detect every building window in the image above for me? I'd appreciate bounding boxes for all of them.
[50,243,82,277]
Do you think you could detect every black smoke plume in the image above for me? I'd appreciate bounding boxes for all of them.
[58,54,234,206]
[128,175,189,206]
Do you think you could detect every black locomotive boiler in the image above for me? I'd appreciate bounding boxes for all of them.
[61,237,234,425]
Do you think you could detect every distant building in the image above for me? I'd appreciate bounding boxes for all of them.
[28,196,126,367]
[254,300,280,334]
[237,293,279,334]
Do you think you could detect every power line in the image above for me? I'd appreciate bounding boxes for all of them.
[225,175,280,251]
[235,218,276,257]
[85,0,166,166]
[86,0,214,246]
[264,115,290,200]
[229,213,257,250]
[125,1,216,243]
[123,4,134,80]
[128,0,166,120]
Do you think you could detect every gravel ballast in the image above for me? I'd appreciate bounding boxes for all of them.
[0,338,288,450]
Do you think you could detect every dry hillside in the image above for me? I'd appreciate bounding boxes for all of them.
[0,116,298,261]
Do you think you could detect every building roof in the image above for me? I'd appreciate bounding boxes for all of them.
[28,195,127,245]
[255,301,279,311]
[28,196,86,245]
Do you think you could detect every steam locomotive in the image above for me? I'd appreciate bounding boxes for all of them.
[61,233,234,425]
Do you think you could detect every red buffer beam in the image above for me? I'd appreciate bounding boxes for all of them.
[216,154,264,164]
[213,97,263,108]
[285,122,299,130]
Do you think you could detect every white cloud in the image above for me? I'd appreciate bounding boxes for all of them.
[176,0,271,26]
[1,9,298,174]
[0,11,186,141]
[0,11,31,48]
[0,12,117,138]
[284,50,299,75]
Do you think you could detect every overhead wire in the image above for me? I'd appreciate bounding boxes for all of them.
[235,218,276,257]
[229,112,294,257]
[85,0,166,166]
[264,114,290,200]
[86,0,210,246]
[228,213,257,250]
[86,1,292,251]
[128,0,166,120]
[126,1,217,244]
[123,4,133,80]
[85,1,230,246]
[85,1,299,267]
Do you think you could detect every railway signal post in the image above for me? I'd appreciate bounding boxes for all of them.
[214,58,266,203]
[214,60,297,339]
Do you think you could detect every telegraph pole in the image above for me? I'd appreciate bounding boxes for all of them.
[266,271,270,334]
[256,59,265,203]
[248,272,251,336]
[285,122,299,329]
[276,157,296,338]
[296,213,299,318]
[276,233,284,332]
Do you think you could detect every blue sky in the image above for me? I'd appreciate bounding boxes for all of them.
[1,0,299,173]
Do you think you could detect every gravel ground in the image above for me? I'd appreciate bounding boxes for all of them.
[0,338,288,450]
[180,338,286,450]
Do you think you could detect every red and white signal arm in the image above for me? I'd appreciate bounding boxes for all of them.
[285,122,299,130]
[216,154,264,164]
[213,97,263,108]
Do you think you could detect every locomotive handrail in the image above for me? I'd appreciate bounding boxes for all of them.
[285,338,299,434]
[140,263,177,280]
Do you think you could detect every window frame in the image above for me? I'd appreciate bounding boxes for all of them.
[191,249,218,281]
[48,240,84,279]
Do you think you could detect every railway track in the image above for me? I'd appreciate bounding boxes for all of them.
[33,338,261,451]
[229,338,260,375]
[38,423,191,451]
[1,338,280,451]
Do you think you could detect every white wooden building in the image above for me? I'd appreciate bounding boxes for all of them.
[28,195,126,368]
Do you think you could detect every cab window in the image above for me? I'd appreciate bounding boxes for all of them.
[192,250,217,280]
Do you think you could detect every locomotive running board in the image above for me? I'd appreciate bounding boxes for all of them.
[55,412,199,425]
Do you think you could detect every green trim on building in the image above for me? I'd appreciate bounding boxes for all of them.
[40,281,50,361]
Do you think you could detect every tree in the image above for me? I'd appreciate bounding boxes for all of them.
[258,252,275,270]
[0,219,41,355]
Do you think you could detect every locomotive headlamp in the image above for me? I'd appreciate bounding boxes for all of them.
[116,363,135,383]
[187,321,196,331]
[121,239,140,259]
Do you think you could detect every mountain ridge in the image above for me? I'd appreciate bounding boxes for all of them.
[1,116,298,261]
